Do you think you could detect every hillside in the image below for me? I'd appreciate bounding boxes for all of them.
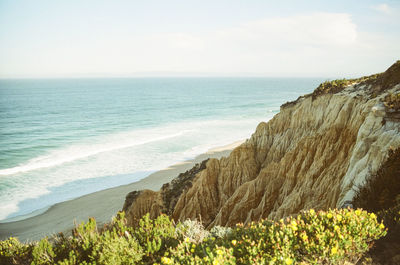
[123,61,400,228]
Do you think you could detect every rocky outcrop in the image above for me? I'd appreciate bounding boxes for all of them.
[124,160,209,226]
[123,61,400,228]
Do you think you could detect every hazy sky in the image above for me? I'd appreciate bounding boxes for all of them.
[0,0,399,78]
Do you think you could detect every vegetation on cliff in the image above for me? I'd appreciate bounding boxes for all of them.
[122,160,209,223]
[383,92,400,111]
[353,148,400,264]
[281,60,400,109]
[0,209,386,265]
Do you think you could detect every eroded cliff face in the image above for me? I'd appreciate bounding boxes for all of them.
[124,62,400,228]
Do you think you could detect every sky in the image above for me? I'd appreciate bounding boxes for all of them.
[0,0,399,78]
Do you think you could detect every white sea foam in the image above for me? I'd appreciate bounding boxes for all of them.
[0,130,190,176]
[0,77,319,223]
[0,115,272,221]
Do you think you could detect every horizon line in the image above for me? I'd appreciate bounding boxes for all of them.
[0,76,332,80]
[0,70,377,80]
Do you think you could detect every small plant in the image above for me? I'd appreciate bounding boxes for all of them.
[311,79,353,100]
[175,219,210,243]
[281,61,400,109]
[383,92,400,111]
[210,225,232,239]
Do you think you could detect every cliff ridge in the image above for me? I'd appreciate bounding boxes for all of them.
[123,61,400,228]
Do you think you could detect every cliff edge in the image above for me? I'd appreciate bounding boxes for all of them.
[123,61,400,228]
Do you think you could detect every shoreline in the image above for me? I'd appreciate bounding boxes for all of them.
[0,140,244,242]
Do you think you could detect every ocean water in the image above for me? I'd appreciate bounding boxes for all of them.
[0,78,322,221]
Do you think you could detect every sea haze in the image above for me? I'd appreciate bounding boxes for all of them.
[0,77,322,221]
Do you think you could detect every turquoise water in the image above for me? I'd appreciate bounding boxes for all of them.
[0,78,322,221]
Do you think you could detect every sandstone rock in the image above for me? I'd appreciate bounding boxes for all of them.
[123,62,400,228]
[124,160,209,226]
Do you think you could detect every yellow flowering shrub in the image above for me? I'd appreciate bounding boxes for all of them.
[0,236,31,264]
[222,208,386,265]
[0,209,386,264]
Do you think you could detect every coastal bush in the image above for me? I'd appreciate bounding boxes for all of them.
[353,147,400,231]
[210,225,232,239]
[280,78,353,107]
[315,79,350,94]
[162,241,236,265]
[353,148,400,264]
[132,213,177,263]
[383,92,400,111]
[218,208,386,265]
[311,68,398,100]
[0,236,31,264]
[282,61,400,109]
[0,209,386,265]
[31,238,55,265]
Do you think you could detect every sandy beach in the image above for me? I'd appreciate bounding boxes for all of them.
[0,140,243,242]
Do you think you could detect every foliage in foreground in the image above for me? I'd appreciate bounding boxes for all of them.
[0,209,386,265]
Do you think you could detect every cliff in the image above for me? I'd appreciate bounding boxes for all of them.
[123,61,400,228]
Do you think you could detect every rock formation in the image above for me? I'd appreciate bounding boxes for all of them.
[123,61,400,228]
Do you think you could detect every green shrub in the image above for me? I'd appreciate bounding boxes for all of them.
[315,79,350,93]
[91,229,143,264]
[31,238,55,265]
[222,208,386,265]
[165,208,386,265]
[210,225,232,239]
[0,236,31,264]
[45,212,144,264]
[0,209,386,265]
[353,147,400,232]
[353,148,400,264]
[162,242,236,265]
[383,92,400,111]
[132,213,177,263]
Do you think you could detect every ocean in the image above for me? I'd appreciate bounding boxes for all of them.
[0,77,322,221]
